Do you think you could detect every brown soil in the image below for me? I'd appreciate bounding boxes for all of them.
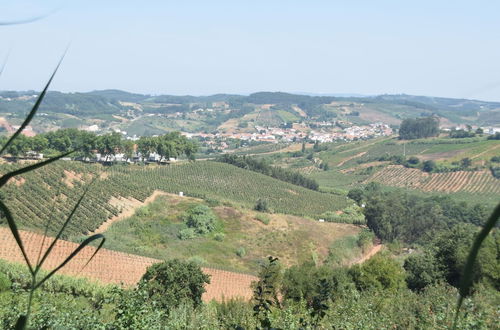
[0,227,257,302]
[351,244,383,265]
[337,152,367,167]
[62,170,84,188]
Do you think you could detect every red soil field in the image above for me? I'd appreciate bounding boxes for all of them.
[0,228,257,302]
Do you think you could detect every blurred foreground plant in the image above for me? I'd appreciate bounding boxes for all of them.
[0,58,105,329]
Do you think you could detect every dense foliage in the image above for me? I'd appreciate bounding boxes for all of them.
[398,117,439,140]
[139,259,210,310]
[0,128,198,161]
[363,191,489,243]
[216,154,319,190]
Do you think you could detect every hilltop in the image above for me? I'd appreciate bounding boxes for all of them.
[1,91,499,137]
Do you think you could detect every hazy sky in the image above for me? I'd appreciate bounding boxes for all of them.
[1,1,500,101]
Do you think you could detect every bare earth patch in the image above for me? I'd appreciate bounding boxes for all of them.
[62,170,84,188]
[0,227,257,302]
[337,152,367,167]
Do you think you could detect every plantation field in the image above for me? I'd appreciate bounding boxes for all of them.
[310,137,500,170]
[366,165,500,194]
[0,160,350,237]
[101,194,362,273]
[0,227,257,302]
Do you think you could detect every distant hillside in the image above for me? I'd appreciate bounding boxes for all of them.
[1,90,499,135]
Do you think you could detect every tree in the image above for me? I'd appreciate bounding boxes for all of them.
[460,157,472,168]
[404,252,443,291]
[347,188,364,205]
[349,254,405,292]
[184,204,218,235]
[399,117,439,140]
[253,256,282,328]
[139,259,210,310]
[407,156,420,165]
[422,160,436,172]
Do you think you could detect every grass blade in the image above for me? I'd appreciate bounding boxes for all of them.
[0,200,34,274]
[35,184,63,267]
[35,182,93,272]
[34,234,105,290]
[453,202,500,326]
[0,8,60,26]
[0,49,10,78]
[0,52,66,155]
[0,151,73,188]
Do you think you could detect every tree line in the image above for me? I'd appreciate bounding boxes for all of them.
[399,116,440,140]
[0,128,198,161]
[215,154,319,190]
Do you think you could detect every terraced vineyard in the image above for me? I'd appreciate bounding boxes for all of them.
[367,165,500,193]
[0,160,349,237]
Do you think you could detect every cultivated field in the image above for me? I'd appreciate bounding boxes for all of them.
[0,160,350,237]
[366,165,500,193]
[0,228,257,302]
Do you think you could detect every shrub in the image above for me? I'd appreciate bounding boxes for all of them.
[254,199,269,212]
[178,228,197,240]
[135,206,151,217]
[236,247,246,258]
[255,213,270,225]
[139,259,210,310]
[349,254,406,292]
[422,160,436,172]
[357,229,375,252]
[184,204,218,235]
[188,256,207,266]
[213,232,225,241]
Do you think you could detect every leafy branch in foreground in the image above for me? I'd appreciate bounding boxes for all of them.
[454,202,500,328]
[0,60,105,330]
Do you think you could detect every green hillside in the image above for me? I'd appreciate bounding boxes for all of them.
[102,194,362,273]
[0,160,350,237]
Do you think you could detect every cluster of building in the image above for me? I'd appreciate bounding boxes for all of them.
[184,122,393,150]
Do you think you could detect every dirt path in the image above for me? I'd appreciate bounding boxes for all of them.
[0,227,257,301]
[337,152,367,167]
[91,190,170,234]
[471,143,500,160]
[351,243,383,265]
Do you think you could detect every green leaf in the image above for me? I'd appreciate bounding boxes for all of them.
[34,234,105,290]
[0,52,66,155]
[0,200,34,274]
[0,151,73,189]
[35,179,95,272]
[454,202,500,327]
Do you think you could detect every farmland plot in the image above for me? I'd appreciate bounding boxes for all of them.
[367,165,500,194]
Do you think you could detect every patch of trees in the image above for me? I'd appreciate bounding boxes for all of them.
[398,117,439,140]
[487,132,500,140]
[449,129,475,138]
[354,188,489,244]
[0,128,198,161]
[216,154,319,190]
[136,132,198,161]
[404,224,498,291]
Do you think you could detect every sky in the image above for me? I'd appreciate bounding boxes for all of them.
[1,0,500,101]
